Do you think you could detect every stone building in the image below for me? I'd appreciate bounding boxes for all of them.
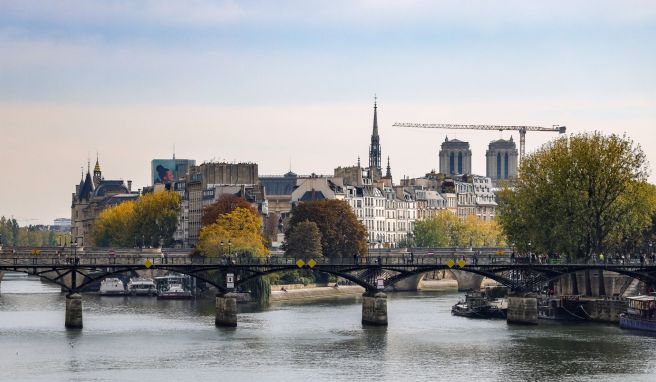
[195,162,258,189]
[439,137,472,175]
[71,158,136,247]
[486,138,518,181]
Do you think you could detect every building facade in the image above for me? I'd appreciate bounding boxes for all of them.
[439,137,472,175]
[486,138,518,181]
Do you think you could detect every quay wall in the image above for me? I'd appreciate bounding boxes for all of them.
[270,285,364,302]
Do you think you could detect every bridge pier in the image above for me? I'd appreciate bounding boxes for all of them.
[65,293,83,329]
[215,293,237,327]
[506,295,538,325]
[361,291,387,326]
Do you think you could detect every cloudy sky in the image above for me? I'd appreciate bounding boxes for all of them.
[1,0,655,225]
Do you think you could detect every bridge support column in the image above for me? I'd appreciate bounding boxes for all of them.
[362,291,387,326]
[215,293,237,327]
[597,269,606,296]
[65,293,83,329]
[507,295,537,325]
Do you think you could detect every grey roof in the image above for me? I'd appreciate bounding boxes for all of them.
[98,193,139,208]
[93,180,128,198]
[260,176,297,196]
[299,190,326,201]
[79,172,94,201]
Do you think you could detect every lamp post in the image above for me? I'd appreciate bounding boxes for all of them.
[220,240,224,255]
[228,239,232,256]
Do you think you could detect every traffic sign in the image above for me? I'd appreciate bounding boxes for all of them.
[307,259,316,268]
[447,259,455,268]
[376,278,385,290]
[144,259,153,268]
[296,259,305,268]
[226,273,234,289]
[458,259,466,268]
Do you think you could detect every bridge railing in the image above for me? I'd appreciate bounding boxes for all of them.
[1,253,651,267]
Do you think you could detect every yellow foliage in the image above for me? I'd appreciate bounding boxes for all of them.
[93,200,137,247]
[198,207,268,257]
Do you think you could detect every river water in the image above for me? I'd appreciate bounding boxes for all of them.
[1,274,655,382]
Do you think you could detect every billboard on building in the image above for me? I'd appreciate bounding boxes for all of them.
[152,160,177,185]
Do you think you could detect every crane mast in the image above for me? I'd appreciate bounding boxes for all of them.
[392,122,566,162]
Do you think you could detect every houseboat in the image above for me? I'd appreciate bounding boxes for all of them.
[99,277,126,296]
[155,274,193,299]
[157,282,193,299]
[127,278,157,296]
[452,287,507,319]
[619,295,656,333]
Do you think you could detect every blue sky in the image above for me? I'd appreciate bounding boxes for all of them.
[1,0,655,224]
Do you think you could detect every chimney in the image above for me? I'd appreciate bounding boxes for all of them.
[127,180,132,193]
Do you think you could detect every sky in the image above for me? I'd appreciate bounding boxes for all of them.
[1,0,655,225]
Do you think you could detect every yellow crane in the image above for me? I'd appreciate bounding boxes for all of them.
[392,122,566,162]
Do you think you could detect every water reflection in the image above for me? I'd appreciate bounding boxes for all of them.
[1,278,656,382]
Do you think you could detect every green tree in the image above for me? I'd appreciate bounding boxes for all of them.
[133,191,182,247]
[283,220,322,258]
[498,132,655,257]
[286,199,367,258]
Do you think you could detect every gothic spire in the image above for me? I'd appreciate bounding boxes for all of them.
[368,96,381,175]
[385,156,391,178]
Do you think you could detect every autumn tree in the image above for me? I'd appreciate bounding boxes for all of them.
[498,132,655,257]
[92,191,181,247]
[283,220,322,258]
[202,194,257,226]
[92,201,137,247]
[286,199,367,258]
[198,207,268,257]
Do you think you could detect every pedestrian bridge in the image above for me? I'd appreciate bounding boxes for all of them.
[1,249,654,328]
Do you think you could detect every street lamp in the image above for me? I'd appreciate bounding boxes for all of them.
[220,240,224,255]
[228,239,232,256]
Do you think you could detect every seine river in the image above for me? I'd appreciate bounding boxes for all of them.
[1,274,655,382]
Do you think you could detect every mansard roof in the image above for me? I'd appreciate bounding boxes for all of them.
[299,190,326,201]
[93,180,128,198]
[260,176,297,196]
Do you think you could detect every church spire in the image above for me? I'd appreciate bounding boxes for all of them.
[93,153,102,187]
[368,96,381,178]
[385,156,392,178]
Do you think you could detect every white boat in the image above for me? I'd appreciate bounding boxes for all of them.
[157,282,192,299]
[99,277,126,296]
[127,278,157,296]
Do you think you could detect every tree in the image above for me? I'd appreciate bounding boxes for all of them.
[93,201,137,247]
[92,191,181,247]
[202,194,258,226]
[286,199,367,258]
[413,211,506,248]
[283,220,322,258]
[498,132,655,257]
[198,207,268,257]
[132,191,181,247]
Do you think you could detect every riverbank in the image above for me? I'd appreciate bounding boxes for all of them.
[270,284,364,302]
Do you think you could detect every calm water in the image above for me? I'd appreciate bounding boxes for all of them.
[1,274,655,382]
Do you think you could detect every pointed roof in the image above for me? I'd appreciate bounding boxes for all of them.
[79,172,94,201]
[372,97,379,138]
[385,156,391,178]
[94,155,101,173]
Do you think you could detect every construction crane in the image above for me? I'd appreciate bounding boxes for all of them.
[392,122,566,162]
